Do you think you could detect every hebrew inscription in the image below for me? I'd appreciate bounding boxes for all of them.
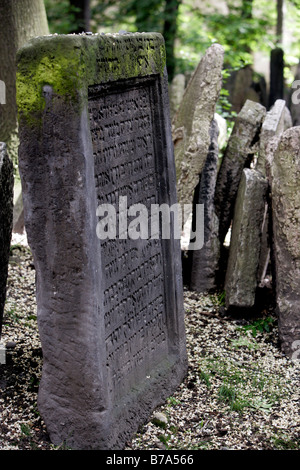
[88,79,169,401]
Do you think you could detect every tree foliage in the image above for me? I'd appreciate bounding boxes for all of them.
[44,0,300,81]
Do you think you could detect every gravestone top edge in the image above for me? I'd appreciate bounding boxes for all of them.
[16,32,166,124]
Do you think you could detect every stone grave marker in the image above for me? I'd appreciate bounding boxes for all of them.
[224,168,268,310]
[269,126,300,358]
[0,142,14,338]
[256,99,286,176]
[17,32,188,450]
[214,100,266,246]
[189,118,220,293]
[256,99,286,285]
[172,44,224,215]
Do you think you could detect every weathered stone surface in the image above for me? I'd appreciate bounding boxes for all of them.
[214,100,266,245]
[189,118,220,293]
[172,44,224,214]
[256,99,286,176]
[284,106,293,130]
[0,142,14,338]
[169,73,185,118]
[17,33,187,450]
[269,127,300,357]
[225,168,268,310]
[12,179,24,234]
[256,99,286,285]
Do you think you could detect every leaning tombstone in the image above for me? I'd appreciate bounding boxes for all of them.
[214,100,266,246]
[172,44,224,218]
[269,126,300,358]
[17,32,188,450]
[189,118,220,293]
[224,168,268,311]
[256,99,286,176]
[0,142,14,338]
[256,99,286,285]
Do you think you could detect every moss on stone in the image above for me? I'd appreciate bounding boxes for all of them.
[16,32,166,126]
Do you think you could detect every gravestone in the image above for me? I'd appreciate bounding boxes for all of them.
[17,32,188,450]
[224,168,268,310]
[172,44,224,215]
[256,99,286,285]
[189,118,220,293]
[269,127,300,358]
[214,100,266,246]
[256,99,286,176]
[0,142,14,338]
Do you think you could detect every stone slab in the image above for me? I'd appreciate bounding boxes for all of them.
[172,44,224,213]
[269,126,300,357]
[225,168,268,310]
[256,99,286,176]
[214,100,266,245]
[17,32,187,450]
[189,118,220,293]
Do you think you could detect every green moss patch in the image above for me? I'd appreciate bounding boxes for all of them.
[16,32,166,126]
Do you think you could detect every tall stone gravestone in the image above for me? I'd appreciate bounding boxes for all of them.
[0,143,14,338]
[172,44,224,214]
[256,99,286,285]
[269,127,300,358]
[17,33,188,450]
[189,118,220,293]
[224,168,268,311]
[214,100,266,246]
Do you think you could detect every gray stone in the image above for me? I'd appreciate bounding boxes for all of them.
[256,99,286,176]
[169,73,185,118]
[0,142,14,338]
[189,118,220,293]
[225,168,268,310]
[172,44,224,216]
[256,99,286,285]
[12,179,25,234]
[214,100,266,245]
[284,106,293,130]
[269,126,300,357]
[17,33,187,450]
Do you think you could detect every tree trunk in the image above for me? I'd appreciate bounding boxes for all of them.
[162,0,181,81]
[276,0,284,44]
[0,0,49,167]
[69,0,90,33]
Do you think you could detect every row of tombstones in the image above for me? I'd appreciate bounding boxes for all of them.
[171,44,300,359]
[0,34,298,450]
